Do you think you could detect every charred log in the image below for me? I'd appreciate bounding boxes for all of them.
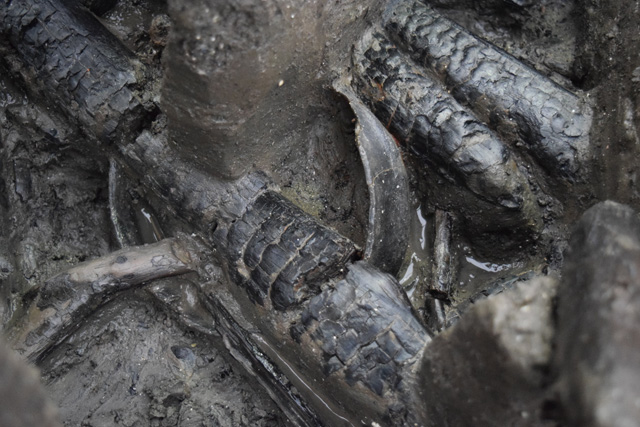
[0,0,149,143]
[383,0,592,181]
[352,29,542,236]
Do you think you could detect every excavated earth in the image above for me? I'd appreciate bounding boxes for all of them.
[0,0,639,426]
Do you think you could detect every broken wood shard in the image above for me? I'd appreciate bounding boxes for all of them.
[424,210,453,332]
[334,82,410,277]
[48,236,199,289]
[431,210,453,300]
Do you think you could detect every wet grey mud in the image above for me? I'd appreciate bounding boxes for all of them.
[1,0,640,426]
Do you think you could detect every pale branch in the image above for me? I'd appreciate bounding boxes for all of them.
[8,235,205,363]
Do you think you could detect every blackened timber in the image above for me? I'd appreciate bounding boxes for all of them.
[121,130,271,227]
[123,130,357,311]
[352,30,541,231]
[288,261,431,425]
[217,190,356,310]
[334,83,410,276]
[298,262,429,392]
[384,0,592,181]
[0,0,146,143]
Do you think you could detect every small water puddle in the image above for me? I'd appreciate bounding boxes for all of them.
[457,249,524,296]
[397,200,535,327]
[398,203,433,300]
[464,256,521,274]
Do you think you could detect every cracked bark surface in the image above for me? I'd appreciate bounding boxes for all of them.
[352,30,540,229]
[0,0,149,143]
[383,0,592,181]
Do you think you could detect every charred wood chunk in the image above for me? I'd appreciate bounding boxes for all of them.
[353,31,527,208]
[123,131,271,227]
[126,131,358,312]
[383,0,591,181]
[0,0,145,142]
[296,262,430,401]
[557,201,640,426]
[219,191,357,310]
[352,30,540,231]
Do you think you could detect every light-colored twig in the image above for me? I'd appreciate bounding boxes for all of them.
[8,234,204,362]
